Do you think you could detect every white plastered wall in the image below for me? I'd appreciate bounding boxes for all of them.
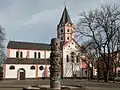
[9,49,51,59]
[5,64,36,79]
[46,51,50,59]
[5,64,50,79]
[9,49,18,58]
[28,50,44,58]
[63,40,82,77]
[38,65,50,77]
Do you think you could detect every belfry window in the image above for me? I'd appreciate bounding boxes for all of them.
[67,37,69,40]
[34,52,37,58]
[61,36,63,40]
[38,52,41,58]
[61,29,63,33]
[16,51,19,58]
[67,29,69,32]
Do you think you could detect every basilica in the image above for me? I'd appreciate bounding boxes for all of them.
[3,7,87,80]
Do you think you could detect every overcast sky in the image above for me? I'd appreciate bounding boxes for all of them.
[0,0,120,44]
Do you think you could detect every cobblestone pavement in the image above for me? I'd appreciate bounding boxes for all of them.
[0,79,120,90]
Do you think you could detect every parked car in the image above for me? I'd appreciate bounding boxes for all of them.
[114,77,120,81]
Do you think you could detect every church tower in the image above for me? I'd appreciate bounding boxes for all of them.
[57,7,74,45]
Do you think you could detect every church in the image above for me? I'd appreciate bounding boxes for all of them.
[3,7,87,80]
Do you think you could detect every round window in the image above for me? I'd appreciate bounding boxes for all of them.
[30,66,35,70]
[39,66,44,70]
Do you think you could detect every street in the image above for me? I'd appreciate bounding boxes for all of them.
[0,79,120,90]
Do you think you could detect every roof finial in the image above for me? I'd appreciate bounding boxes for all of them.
[64,0,67,7]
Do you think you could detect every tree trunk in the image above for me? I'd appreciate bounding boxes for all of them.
[103,44,110,82]
[104,71,108,82]
[115,65,117,77]
[97,67,100,81]
[87,67,90,80]
[104,65,109,82]
[90,67,93,79]
[113,64,117,83]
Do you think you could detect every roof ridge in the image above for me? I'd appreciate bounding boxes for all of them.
[9,40,49,45]
[7,41,50,50]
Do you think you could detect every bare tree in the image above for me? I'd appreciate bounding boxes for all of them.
[109,29,120,82]
[0,25,5,67]
[76,4,120,82]
[80,39,98,80]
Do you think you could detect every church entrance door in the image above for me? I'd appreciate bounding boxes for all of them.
[17,68,25,80]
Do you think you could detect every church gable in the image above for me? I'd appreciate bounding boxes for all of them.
[63,39,81,62]
[63,39,80,51]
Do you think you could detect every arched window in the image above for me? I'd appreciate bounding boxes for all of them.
[34,52,37,58]
[9,65,15,70]
[71,52,75,63]
[39,66,44,70]
[20,51,23,58]
[16,51,19,58]
[76,55,79,63]
[30,66,35,70]
[38,52,41,58]
[66,55,69,62]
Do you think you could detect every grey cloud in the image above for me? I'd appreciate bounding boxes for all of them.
[0,0,119,44]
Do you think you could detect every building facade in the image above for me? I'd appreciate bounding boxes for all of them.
[57,7,87,78]
[3,41,51,79]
